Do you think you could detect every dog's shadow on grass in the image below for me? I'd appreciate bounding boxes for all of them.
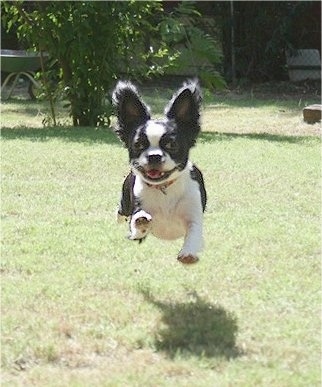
[140,289,241,359]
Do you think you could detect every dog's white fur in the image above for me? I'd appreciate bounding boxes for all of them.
[131,161,204,258]
[113,80,206,264]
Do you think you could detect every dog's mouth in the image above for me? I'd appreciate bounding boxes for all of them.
[136,166,177,183]
[145,169,166,180]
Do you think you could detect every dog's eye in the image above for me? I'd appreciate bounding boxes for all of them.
[133,142,146,152]
[164,140,178,152]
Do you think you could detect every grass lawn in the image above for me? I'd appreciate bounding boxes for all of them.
[1,85,321,386]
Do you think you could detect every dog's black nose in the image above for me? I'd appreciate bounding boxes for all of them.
[148,154,163,165]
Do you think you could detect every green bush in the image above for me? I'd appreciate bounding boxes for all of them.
[2,1,224,126]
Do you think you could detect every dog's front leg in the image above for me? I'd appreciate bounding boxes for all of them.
[129,210,152,242]
[178,220,203,264]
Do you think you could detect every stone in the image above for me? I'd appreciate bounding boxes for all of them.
[303,104,322,124]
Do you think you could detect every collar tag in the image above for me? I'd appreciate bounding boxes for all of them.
[146,178,176,194]
[160,185,168,195]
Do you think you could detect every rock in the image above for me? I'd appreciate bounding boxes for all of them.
[303,104,322,124]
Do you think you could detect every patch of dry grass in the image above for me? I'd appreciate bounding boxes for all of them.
[202,101,320,136]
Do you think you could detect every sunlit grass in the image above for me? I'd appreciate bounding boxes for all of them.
[1,89,321,386]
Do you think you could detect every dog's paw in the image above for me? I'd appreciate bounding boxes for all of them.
[177,254,199,264]
[129,210,152,241]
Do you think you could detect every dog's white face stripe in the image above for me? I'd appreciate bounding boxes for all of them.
[145,121,166,147]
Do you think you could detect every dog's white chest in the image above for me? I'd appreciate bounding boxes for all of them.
[149,202,186,240]
[133,171,201,241]
[141,186,186,240]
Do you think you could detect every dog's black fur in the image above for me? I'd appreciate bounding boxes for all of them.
[113,80,206,263]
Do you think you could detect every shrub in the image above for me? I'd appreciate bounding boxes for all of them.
[3,1,224,126]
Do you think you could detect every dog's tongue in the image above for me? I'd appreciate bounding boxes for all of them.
[146,169,162,179]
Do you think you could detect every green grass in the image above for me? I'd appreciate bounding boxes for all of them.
[1,89,321,386]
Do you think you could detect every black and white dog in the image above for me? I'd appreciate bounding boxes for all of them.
[112,80,206,264]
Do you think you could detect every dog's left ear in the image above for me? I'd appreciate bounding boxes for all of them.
[165,80,201,126]
[112,81,150,146]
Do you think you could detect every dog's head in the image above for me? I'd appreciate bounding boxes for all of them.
[112,80,201,185]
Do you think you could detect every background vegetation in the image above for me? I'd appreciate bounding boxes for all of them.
[2,1,224,126]
[215,1,321,81]
[2,1,320,127]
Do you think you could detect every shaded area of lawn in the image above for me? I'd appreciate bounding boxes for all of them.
[2,125,318,147]
[1,126,119,145]
[140,290,240,359]
[2,80,320,125]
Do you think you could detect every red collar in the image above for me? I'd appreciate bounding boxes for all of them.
[146,178,177,194]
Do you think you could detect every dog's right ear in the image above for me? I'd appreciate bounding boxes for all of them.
[112,81,150,146]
